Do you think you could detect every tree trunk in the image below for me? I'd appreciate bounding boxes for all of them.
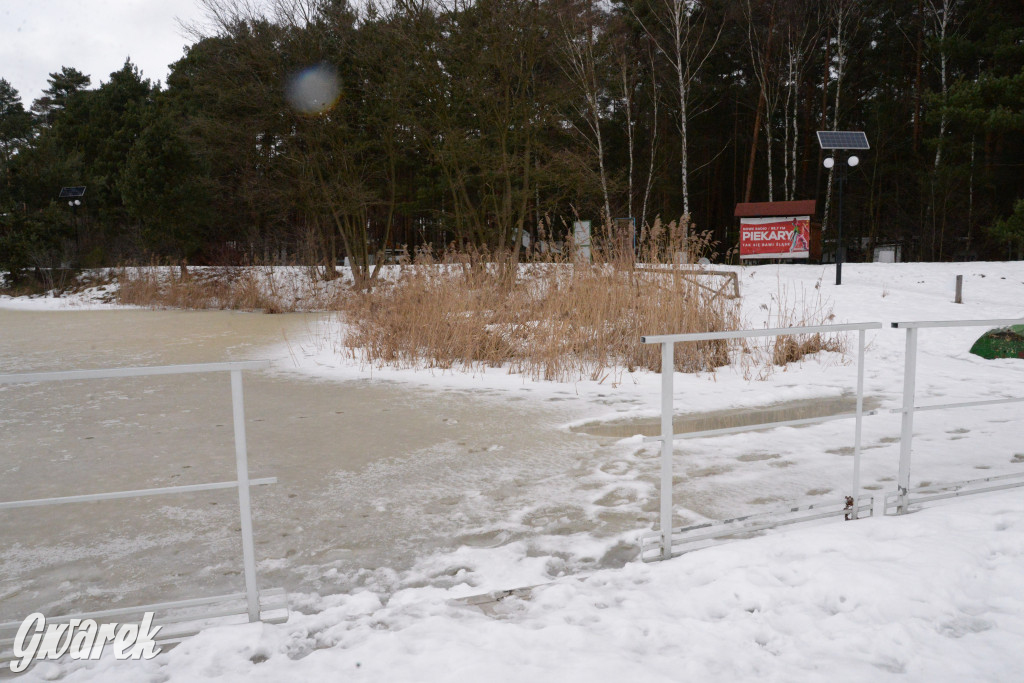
[641,47,659,231]
[744,94,763,204]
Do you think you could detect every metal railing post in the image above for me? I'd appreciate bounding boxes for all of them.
[897,327,918,514]
[660,342,675,560]
[230,369,260,622]
[852,328,866,518]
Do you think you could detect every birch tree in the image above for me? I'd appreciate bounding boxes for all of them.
[926,0,957,169]
[780,0,819,201]
[560,1,613,223]
[640,43,660,231]
[612,28,642,222]
[743,0,782,202]
[924,0,959,258]
[633,0,722,221]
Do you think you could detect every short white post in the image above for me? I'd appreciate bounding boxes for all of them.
[851,328,866,518]
[897,327,918,514]
[954,275,963,304]
[660,342,675,560]
[231,370,260,622]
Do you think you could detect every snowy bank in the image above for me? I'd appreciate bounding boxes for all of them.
[26,489,1024,682]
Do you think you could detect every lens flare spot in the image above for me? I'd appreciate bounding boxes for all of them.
[285,64,341,115]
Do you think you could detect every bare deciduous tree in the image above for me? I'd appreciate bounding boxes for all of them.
[559,1,612,223]
[633,0,722,222]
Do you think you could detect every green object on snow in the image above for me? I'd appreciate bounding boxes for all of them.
[969,325,1024,360]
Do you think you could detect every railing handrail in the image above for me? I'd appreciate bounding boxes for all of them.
[0,360,270,385]
[642,321,882,345]
[891,317,1024,330]
[0,478,277,510]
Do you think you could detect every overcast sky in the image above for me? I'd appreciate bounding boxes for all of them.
[1,1,211,108]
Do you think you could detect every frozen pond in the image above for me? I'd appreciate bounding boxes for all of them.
[0,309,640,622]
[0,308,883,624]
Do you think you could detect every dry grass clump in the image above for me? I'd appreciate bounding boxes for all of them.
[116,265,291,313]
[769,277,846,365]
[739,275,847,378]
[340,218,740,382]
[772,332,844,365]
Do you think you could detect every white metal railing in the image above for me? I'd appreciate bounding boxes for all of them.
[640,322,883,561]
[0,360,285,659]
[889,318,1024,514]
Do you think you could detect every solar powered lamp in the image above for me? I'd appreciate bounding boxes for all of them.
[816,131,869,285]
[60,187,86,249]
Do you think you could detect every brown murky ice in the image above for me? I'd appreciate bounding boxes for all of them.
[0,309,608,621]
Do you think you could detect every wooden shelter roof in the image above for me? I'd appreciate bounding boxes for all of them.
[734,200,817,218]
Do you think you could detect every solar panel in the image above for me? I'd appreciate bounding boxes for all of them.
[59,186,87,198]
[816,131,869,150]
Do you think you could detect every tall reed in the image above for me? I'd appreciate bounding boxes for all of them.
[339,218,740,381]
[116,265,289,313]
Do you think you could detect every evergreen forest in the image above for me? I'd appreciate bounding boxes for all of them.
[2,0,1024,281]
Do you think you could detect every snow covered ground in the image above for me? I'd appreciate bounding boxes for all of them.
[32,492,1024,682]
[0,287,124,311]
[6,261,1024,681]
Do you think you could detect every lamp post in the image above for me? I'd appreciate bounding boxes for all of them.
[816,131,868,286]
[59,186,86,254]
[823,154,859,285]
[68,198,82,251]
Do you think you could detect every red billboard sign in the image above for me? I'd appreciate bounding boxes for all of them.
[740,216,811,260]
